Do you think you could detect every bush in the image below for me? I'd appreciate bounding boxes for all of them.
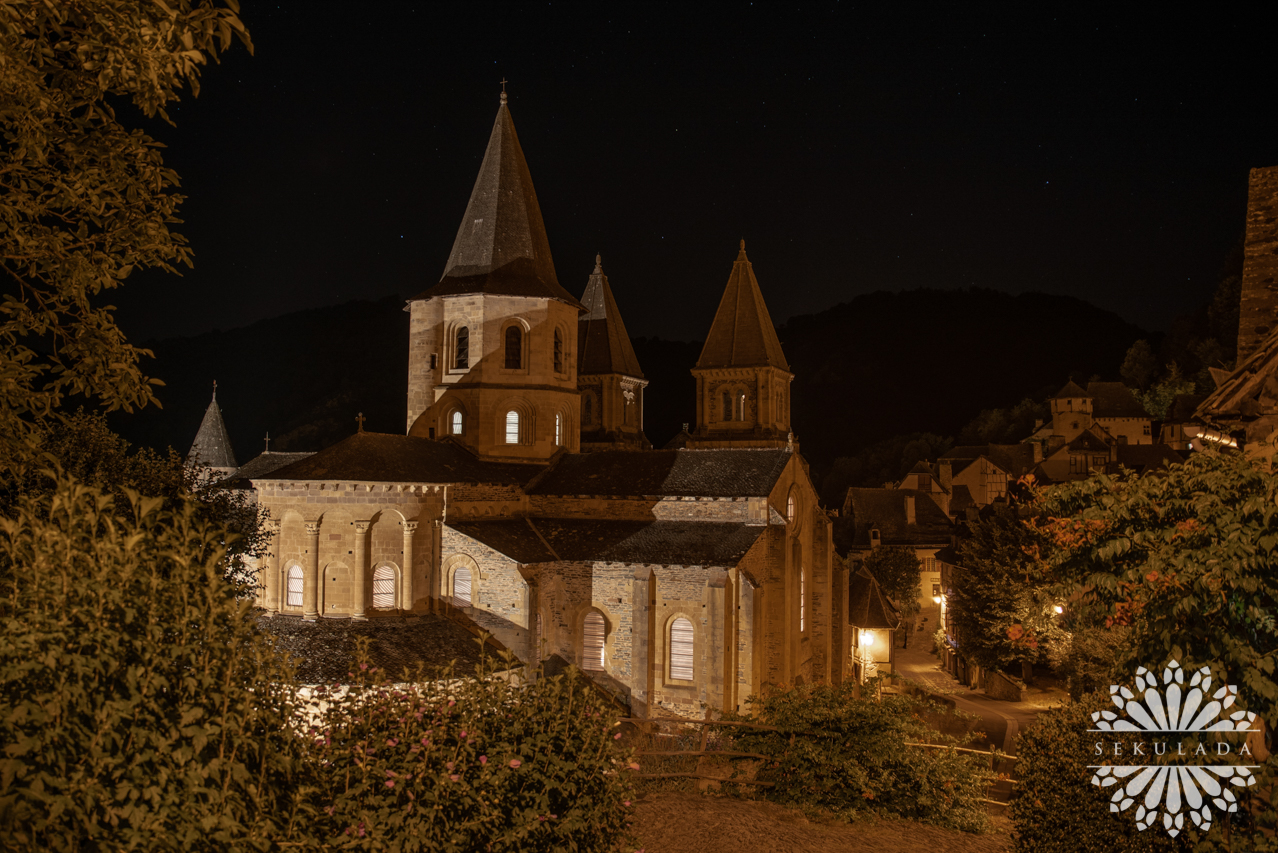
[726,681,993,832]
[308,648,638,852]
[0,475,312,851]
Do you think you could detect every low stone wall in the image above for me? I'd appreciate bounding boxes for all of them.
[984,669,1024,702]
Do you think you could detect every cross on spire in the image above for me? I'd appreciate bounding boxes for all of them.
[500,78,508,104]
[263,431,270,452]
[356,412,366,433]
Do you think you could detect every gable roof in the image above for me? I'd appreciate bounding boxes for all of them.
[529,448,793,498]
[188,386,237,469]
[578,255,644,378]
[411,96,582,308]
[1051,380,1089,399]
[450,518,766,565]
[257,432,542,485]
[847,566,901,630]
[1066,430,1110,453]
[940,444,1037,478]
[1087,381,1148,418]
[840,488,954,550]
[695,241,790,371]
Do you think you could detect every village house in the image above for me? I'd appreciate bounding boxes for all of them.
[225,93,850,718]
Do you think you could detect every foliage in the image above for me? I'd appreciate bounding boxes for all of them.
[0,473,312,851]
[951,501,1068,674]
[726,681,992,832]
[12,410,268,588]
[1047,625,1131,701]
[1136,364,1197,420]
[1038,447,1278,844]
[307,647,637,852]
[863,545,923,618]
[1014,693,1185,853]
[0,0,250,469]
[820,432,953,505]
[956,397,1049,445]
[1121,340,1159,390]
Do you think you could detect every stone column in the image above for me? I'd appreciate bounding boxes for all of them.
[706,569,728,713]
[432,518,443,613]
[631,568,653,717]
[303,522,321,621]
[402,521,418,613]
[352,520,371,620]
[262,520,282,615]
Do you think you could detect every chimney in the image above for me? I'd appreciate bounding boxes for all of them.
[938,459,952,491]
[905,494,916,525]
[1034,418,1044,430]
[1031,440,1043,463]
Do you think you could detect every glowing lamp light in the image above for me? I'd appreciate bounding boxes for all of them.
[1053,605,1065,615]
[932,595,942,604]
[861,631,875,647]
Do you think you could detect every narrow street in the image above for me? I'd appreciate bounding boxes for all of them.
[893,642,1059,755]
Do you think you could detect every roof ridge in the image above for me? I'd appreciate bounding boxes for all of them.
[695,241,790,371]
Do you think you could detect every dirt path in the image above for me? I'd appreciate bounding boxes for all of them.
[630,792,1014,853]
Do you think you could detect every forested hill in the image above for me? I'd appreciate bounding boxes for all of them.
[111,288,1146,472]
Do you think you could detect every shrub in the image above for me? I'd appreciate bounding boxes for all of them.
[0,475,313,851]
[726,681,993,832]
[308,647,637,852]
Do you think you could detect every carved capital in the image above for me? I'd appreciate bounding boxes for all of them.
[304,522,321,536]
[402,521,420,534]
[353,520,372,533]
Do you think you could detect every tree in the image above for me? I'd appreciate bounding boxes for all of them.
[1135,363,1195,420]
[863,545,922,647]
[1120,339,1158,390]
[0,0,251,471]
[951,502,1066,679]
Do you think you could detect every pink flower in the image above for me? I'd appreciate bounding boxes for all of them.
[509,759,522,768]
[460,731,468,738]
[629,763,640,771]
[359,663,369,671]
[449,774,460,782]
[387,739,398,747]
[385,780,395,788]
[623,801,631,806]
[479,755,488,765]
[446,762,454,771]
[614,732,622,740]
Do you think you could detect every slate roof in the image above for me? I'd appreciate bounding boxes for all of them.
[189,386,238,469]
[1051,380,1089,399]
[948,485,976,515]
[841,488,954,550]
[940,444,1037,478]
[223,451,315,490]
[1066,431,1110,453]
[578,256,644,378]
[1197,328,1278,422]
[1088,381,1148,418]
[410,97,582,309]
[529,448,792,497]
[847,566,901,630]
[257,432,543,485]
[695,241,790,371]
[449,518,766,565]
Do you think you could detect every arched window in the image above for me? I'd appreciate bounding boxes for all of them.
[454,327,469,369]
[582,610,605,672]
[739,392,746,421]
[800,568,806,632]
[505,410,520,444]
[722,390,732,422]
[553,328,564,372]
[450,409,463,435]
[372,566,396,609]
[583,393,593,426]
[286,565,303,608]
[453,566,472,606]
[670,617,695,681]
[787,494,796,523]
[555,413,562,446]
[505,326,522,369]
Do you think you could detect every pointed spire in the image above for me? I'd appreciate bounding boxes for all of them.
[579,255,644,378]
[188,382,238,469]
[696,242,790,371]
[414,95,582,308]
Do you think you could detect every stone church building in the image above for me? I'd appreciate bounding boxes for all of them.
[248,93,846,718]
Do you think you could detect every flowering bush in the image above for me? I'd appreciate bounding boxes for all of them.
[308,647,637,852]
[725,680,993,831]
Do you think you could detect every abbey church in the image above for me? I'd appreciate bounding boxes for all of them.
[245,93,848,718]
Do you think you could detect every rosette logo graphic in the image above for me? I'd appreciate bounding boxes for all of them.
[1089,660,1259,837]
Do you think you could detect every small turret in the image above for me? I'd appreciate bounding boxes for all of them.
[188,382,238,481]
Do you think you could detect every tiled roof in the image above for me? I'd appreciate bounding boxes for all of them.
[223,451,316,490]
[1051,380,1089,399]
[841,488,954,550]
[1197,328,1278,422]
[940,444,1036,477]
[1088,381,1148,418]
[578,256,644,378]
[847,566,901,630]
[258,432,543,485]
[449,518,766,565]
[695,242,790,371]
[410,98,582,309]
[528,448,792,497]
[1066,431,1110,453]
[189,387,238,469]
[948,485,976,515]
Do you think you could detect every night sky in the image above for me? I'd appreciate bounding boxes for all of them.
[114,3,1278,346]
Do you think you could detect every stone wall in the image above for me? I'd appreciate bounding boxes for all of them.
[1238,165,1278,363]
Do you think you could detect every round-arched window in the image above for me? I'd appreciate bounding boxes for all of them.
[670,617,694,681]
[453,566,472,606]
[582,610,605,671]
[286,565,303,608]
[505,326,522,369]
[553,328,564,372]
[455,326,469,369]
[372,565,396,609]
[505,410,520,444]
[451,409,463,435]
[787,493,796,523]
